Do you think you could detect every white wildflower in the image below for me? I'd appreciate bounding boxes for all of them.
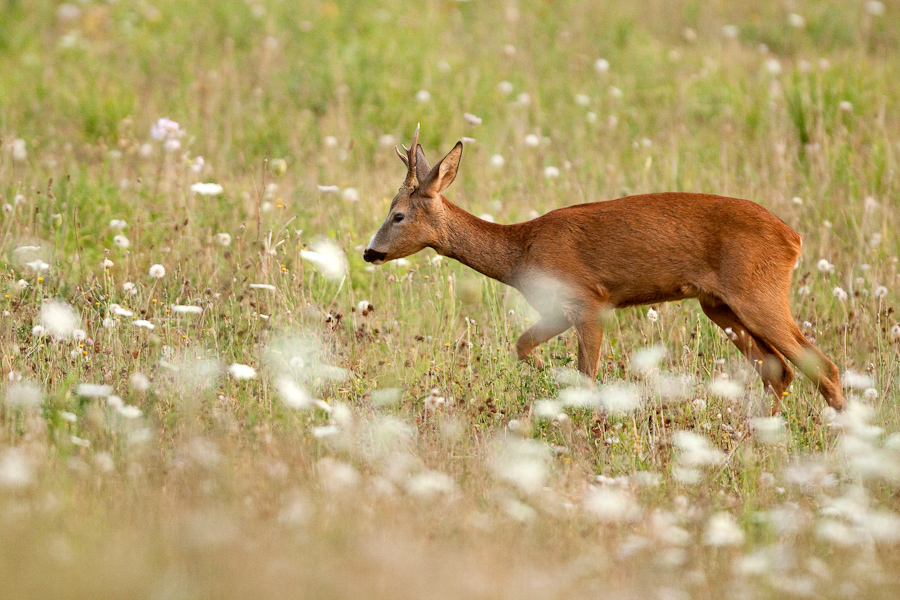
[498,81,513,94]
[113,235,130,249]
[249,283,276,290]
[101,258,114,268]
[874,286,888,299]
[171,305,202,314]
[317,185,340,193]
[190,182,224,196]
[216,232,232,246]
[594,58,610,72]
[524,134,540,147]
[416,89,431,103]
[123,282,137,295]
[765,58,782,75]
[149,264,166,278]
[32,325,45,337]
[463,112,482,126]
[490,154,505,168]
[892,325,900,341]
[574,93,590,106]
[646,308,659,323]
[341,187,360,202]
[406,470,455,499]
[133,320,155,329]
[833,287,848,302]
[150,117,182,141]
[544,166,560,179]
[26,259,49,272]
[839,100,853,113]
[722,25,738,38]
[109,219,127,230]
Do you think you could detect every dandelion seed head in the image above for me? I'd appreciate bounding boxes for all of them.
[833,287,848,302]
[866,1,885,16]
[0,448,33,489]
[415,89,431,103]
[149,264,166,278]
[583,487,641,523]
[109,219,127,230]
[39,300,81,340]
[705,512,745,546]
[130,372,150,393]
[5,382,43,408]
[498,80,513,94]
[543,166,560,179]
[76,383,113,398]
[113,235,130,249]
[673,431,724,467]
[524,134,540,147]
[594,58,610,72]
[299,238,348,281]
[646,308,659,323]
[787,13,806,28]
[228,363,257,380]
[133,319,154,330]
[341,187,360,202]
[489,154,505,168]
[11,139,27,161]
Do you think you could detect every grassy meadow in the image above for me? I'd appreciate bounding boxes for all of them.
[2,0,900,597]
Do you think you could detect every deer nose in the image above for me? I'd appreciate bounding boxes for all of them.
[363,249,386,263]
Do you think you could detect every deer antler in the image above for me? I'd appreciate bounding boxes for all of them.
[397,124,420,188]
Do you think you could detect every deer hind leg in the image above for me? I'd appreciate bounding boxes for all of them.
[515,313,571,370]
[700,299,793,411]
[727,298,845,411]
[569,304,607,382]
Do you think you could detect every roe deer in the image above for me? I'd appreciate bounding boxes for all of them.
[363,126,844,412]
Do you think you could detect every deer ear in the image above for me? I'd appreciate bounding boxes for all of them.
[422,142,463,196]
[415,144,431,184]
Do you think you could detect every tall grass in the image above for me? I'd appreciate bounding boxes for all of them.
[2,0,900,597]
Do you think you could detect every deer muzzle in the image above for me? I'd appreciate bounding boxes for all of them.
[363,248,387,264]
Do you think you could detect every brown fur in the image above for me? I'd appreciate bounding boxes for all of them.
[364,137,844,412]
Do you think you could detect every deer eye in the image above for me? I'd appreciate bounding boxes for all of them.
[392,213,405,224]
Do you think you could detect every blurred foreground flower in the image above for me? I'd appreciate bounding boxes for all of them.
[300,238,347,281]
[228,363,257,380]
[38,299,81,339]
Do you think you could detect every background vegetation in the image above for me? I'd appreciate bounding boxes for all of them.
[1,0,900,597]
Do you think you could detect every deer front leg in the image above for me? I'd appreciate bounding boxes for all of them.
[515,313,571,370]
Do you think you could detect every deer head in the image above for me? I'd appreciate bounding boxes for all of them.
[363,125,463,264]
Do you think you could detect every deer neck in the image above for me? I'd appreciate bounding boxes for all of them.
[433,200,525,285]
